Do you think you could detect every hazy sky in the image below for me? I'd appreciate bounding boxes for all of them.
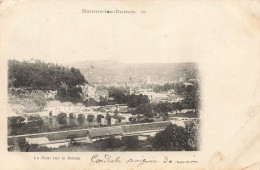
[2,1,259,64]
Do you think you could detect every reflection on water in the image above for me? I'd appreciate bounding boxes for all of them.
[8,117,98,136]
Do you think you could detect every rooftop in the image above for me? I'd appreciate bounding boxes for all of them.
[121,121,171,133]
[87,126,123,138]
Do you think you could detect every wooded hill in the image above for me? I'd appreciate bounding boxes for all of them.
[8,60,87,90]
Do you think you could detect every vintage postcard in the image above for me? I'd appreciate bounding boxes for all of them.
[0,0,259,169]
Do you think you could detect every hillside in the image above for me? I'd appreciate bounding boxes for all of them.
[67,60,198,85]
[8,60,88,104]
[8,60,87,90]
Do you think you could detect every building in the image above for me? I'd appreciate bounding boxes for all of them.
[8,121,181,150]
[141,91,156,100]
[167,89,175,94]
[134,88,155,100]
[183,82,193,87]
[86,121,172,143]
[81,84,96,100]
[129,86,134,95]
[26,137,50,145]
[169,117,198,127]
[134,88,170,101]
[154,92,168,99]
[121,121,171,136]
[44,90,57,99]
[25,137,70,148]
[86,126,124,143]
[44,101,76,116]
[95,89,109,98]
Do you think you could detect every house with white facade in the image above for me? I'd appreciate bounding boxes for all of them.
[81,84,96,100]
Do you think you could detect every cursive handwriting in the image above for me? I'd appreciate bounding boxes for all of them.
[91,154,121,163]
[126,157,159,167]
[90,154,198,167]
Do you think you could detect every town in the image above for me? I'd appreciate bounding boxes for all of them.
[8,59,200,152]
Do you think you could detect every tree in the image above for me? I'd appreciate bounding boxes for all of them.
[87,114,94,127]
[26,144,51,152]
[28,115,43,125]
[128,117,136,123]
[114,109,119,115]
[99,96,108,106]
[58,86,83,103]
[154,102,173,119]
[108,87,127,104]
[126,94,150,108]
[185,122,199,151]
[185,81,200,112]
[57,113,67,125]
[136,114,142,122]
[121,136,140,151]
[175,83,186,95]
[83,98,98,106]
[101,137,122,150]
[77,114,85,125]
[49,111,53,117]
[97,114,104,125]
[106,113,112,125]
[152,124,190,151]
[153,83,175,92]
[69,113,74,119]
[176,102,183,114]
[8,116,25,129]
[117,116,123,123]
[113,110,119,124]
[172,103,177,114]
[8,60,87,104]
[8,60,86,91]
[135,103,154,120]
[27,115,44,133]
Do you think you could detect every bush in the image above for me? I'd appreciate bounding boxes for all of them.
[17,137,27,151]
[69,113,74,119]
[8,116,25,129]
[106,114,112,125]
[87,114,94,123]
[83,98,98,106]
[97,114,104,124]
[57,113,67,125]
[139,119,155,123]
[27,144,51,152]
[121,136,139,151]
[28,115,43,124]
[27,115,44,133]
[77,114,85,124]
[49,111,53,117]
[101,137,122,150]
[152,124,190,151]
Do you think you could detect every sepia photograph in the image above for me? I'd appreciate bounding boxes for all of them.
[8,59,200,152]
[1,0,260,169]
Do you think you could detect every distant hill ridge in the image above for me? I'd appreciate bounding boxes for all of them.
[66,60,198,84]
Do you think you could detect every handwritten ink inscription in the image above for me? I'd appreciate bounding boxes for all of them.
[91,154,198,167]
[34,154,198,167]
